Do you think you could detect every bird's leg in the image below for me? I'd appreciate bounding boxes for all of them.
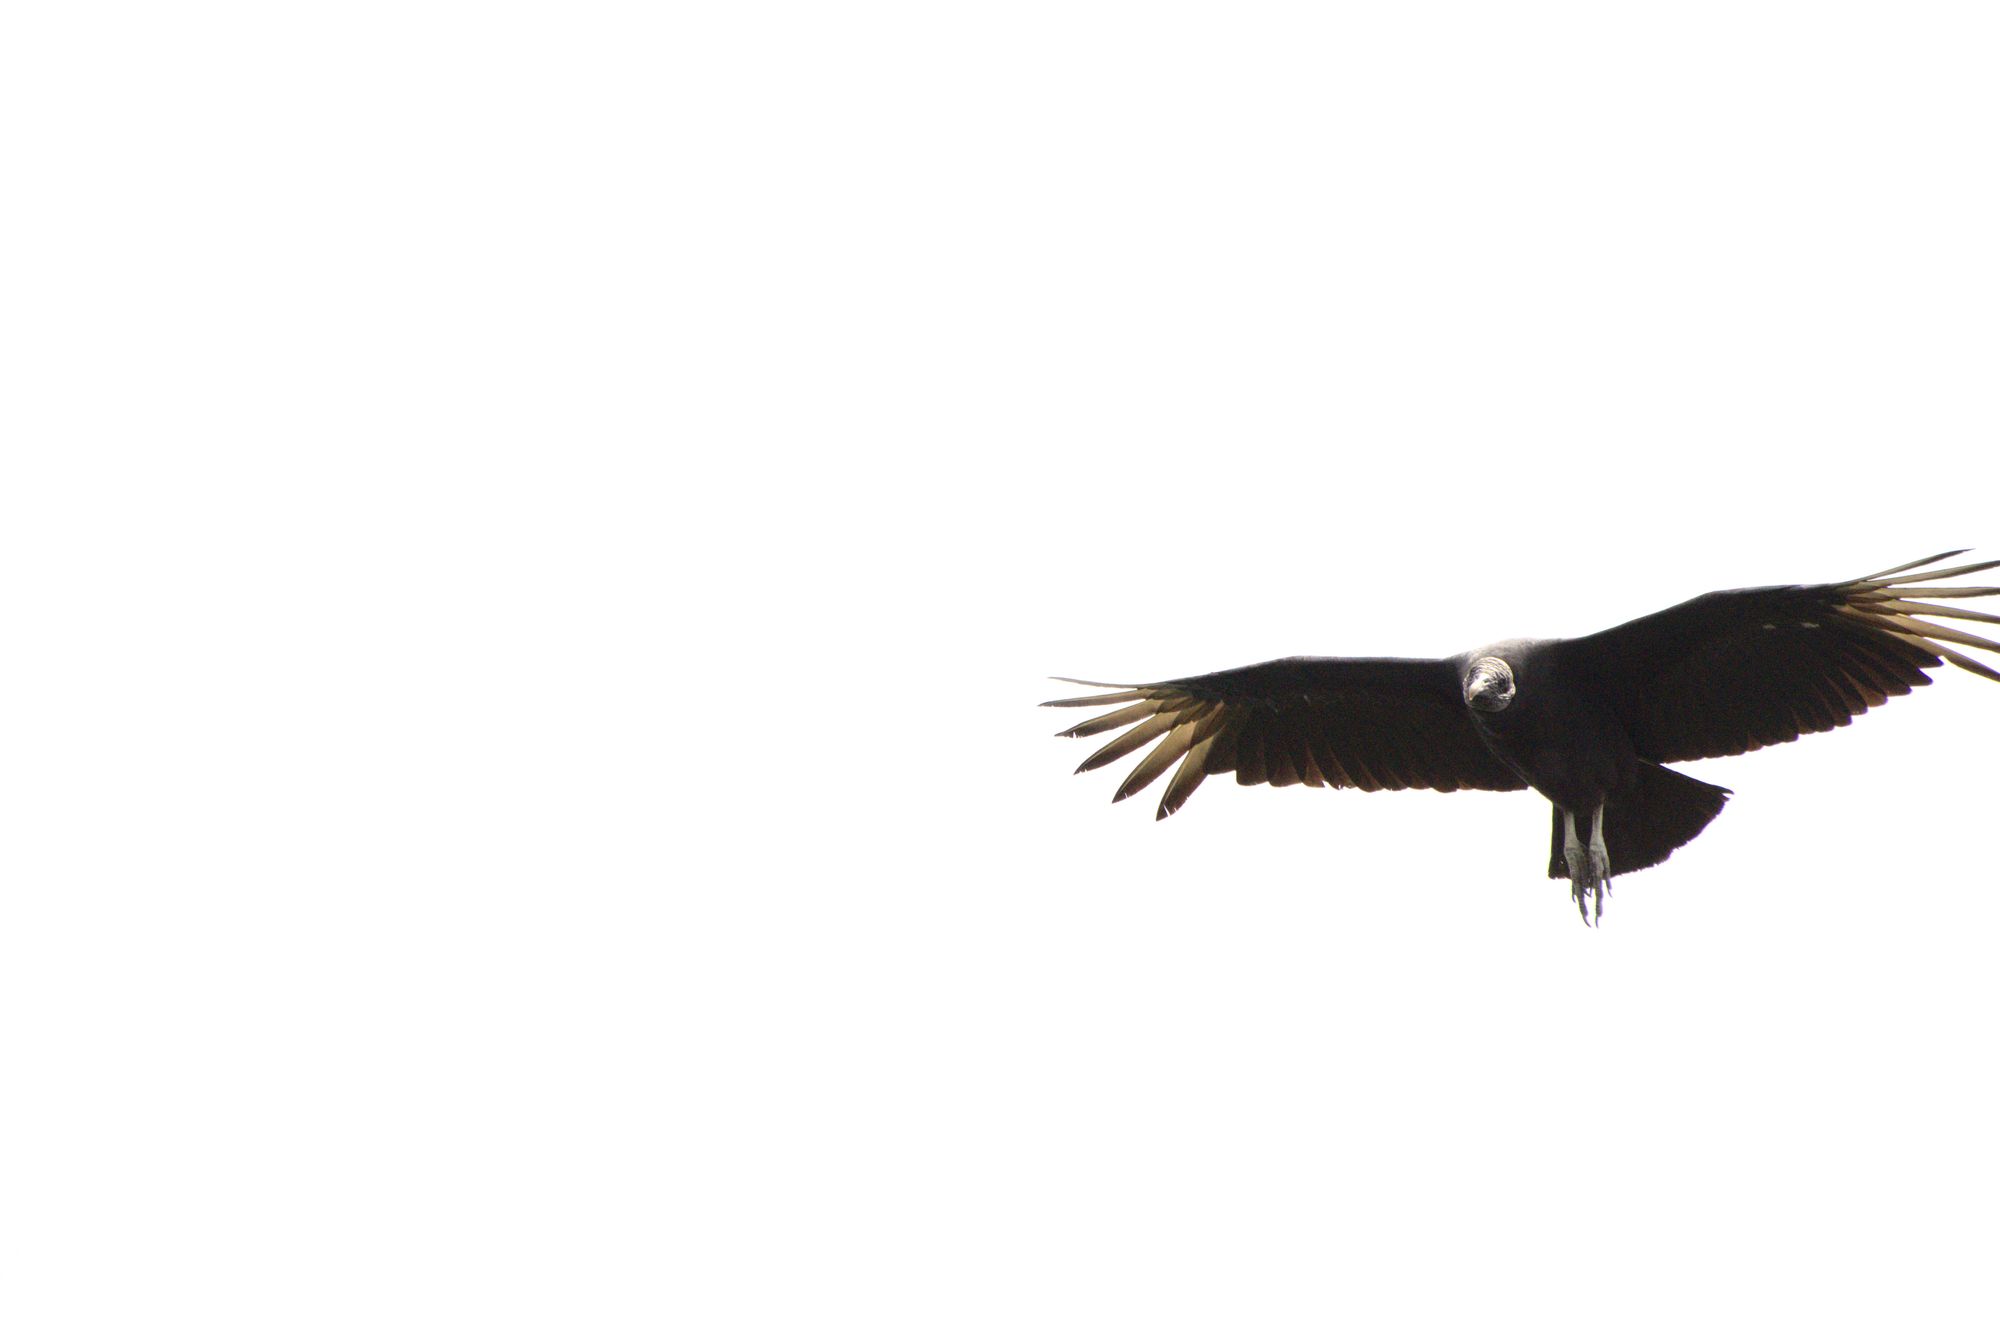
[1587,802,1612,923]
[1561,810,1586,891]
[1564,803,1613,925]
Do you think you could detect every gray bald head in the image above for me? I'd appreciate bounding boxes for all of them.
[1464,656,1516,712]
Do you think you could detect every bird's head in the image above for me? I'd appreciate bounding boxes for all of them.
[1464,656,1517,713]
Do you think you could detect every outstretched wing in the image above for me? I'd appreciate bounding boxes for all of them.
[1557,551,2000,765]
[1043,656,1526,820]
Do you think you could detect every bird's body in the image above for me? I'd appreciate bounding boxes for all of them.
[1046,553,2000,923]
[1461,638,1633,808]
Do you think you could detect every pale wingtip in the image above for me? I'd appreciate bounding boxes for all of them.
[1860,548,1973,581]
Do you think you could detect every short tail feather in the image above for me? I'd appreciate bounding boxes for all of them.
[1549,764,1732,883]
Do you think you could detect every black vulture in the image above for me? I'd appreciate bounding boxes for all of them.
[1045,552,2000,923]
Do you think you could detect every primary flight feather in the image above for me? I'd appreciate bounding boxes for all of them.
[1046,552,2000,924]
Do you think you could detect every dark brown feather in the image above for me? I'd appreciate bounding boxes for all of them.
[1558,555,2000,764]
[1044,656,1526,817]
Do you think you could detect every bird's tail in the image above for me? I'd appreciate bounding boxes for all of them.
[1547,764,1732,881]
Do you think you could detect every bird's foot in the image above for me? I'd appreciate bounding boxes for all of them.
[1560,806,1614,926]
[1569,841,1612,926]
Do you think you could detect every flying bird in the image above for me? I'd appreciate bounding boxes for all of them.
[1045,551,2000,923]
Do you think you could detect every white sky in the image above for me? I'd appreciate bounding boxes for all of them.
[5,3,1998,1323]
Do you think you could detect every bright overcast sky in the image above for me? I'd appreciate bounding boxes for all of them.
[6,3,1998,1323]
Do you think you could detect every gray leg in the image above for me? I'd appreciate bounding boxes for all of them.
[1569,802,1612,924]
[1588,803,1611,894]
[1561,810,1586,886]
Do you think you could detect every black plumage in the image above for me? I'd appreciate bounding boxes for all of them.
[1046,552,2000,923]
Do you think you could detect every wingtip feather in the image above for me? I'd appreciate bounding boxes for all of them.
[1874,557,2000,587]
[1935,643,2000,683]
[1860,549,1971,580]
